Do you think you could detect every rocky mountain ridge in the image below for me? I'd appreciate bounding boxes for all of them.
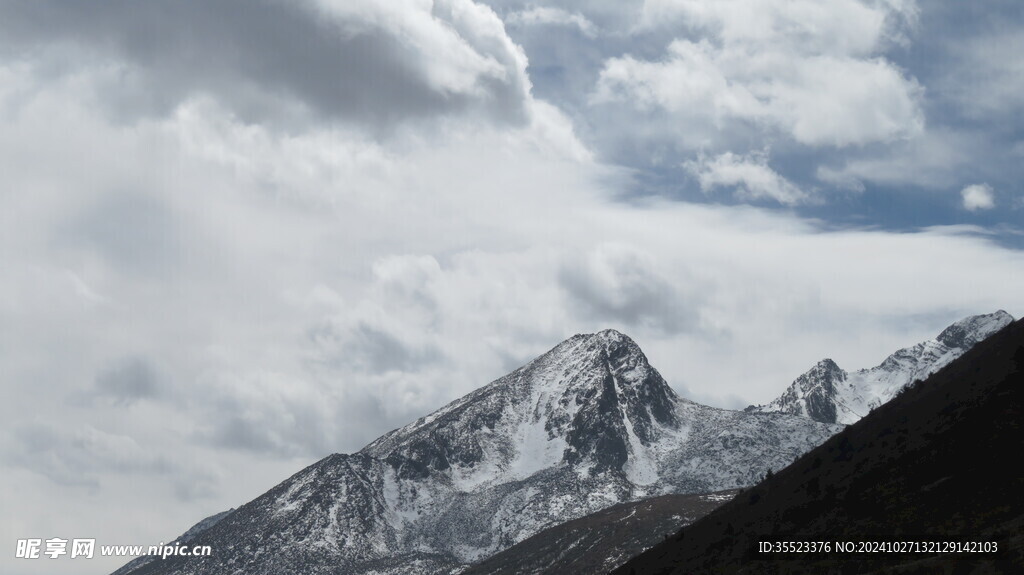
[116,329,841,575]
[747,311,1013,424]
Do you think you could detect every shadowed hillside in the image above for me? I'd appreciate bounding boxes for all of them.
[614,318,1024,574]
[463,490,738,575]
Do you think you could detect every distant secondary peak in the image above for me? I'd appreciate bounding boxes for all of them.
[796,358,845,394]
[936,310,1014,349]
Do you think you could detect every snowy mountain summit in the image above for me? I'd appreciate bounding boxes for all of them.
[746,311,1014,424]
[362,329,682,485]
[116,329,840,575]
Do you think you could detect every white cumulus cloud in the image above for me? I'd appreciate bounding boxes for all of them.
[961,183,995,211]
[685,151,811,205]
[593,0,924,148]
[506,6,598,37]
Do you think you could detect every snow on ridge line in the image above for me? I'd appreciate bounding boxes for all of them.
[750,311,1015,425]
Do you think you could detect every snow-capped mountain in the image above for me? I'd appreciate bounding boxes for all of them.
[116,329,841,575]
[746,311,1014,424]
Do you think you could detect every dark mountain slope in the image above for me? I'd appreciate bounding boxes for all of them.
[463,490,739,575]
[614,317,1024,574]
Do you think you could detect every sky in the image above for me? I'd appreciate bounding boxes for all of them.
[1,1,1022,573]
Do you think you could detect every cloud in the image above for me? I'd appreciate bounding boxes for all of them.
[0,0,531,132]
[961,183,996,211]
[591,0,923,149]
[685,151,811,205]
[371,254,444,312]
[191,369,351,458]
[92,356,165,405]
[558,243,705,334]
[792,2,1023,213]
[506,7,599,37]
[310,321,446,374]
[814,127,979,190]
[934,27,1024,121]
[61,191,183,277]
[2,423,216,499]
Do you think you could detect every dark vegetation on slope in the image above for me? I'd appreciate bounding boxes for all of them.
[614,318,1024,574]
[463,490,739,575]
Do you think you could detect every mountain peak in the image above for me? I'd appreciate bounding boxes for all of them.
[360,329,680,481]
[563,329,641,363]
[590,327,629,341]
[573,329,651,374]
[813,358,842,372]
[745,357,846,422]
[515,328,683,474]
[936,310,1013,349]
[535,329,670,403]
[751,310,1014,425]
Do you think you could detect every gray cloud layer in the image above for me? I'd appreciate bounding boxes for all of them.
[0,0,530,132]
[93,356,165,405]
